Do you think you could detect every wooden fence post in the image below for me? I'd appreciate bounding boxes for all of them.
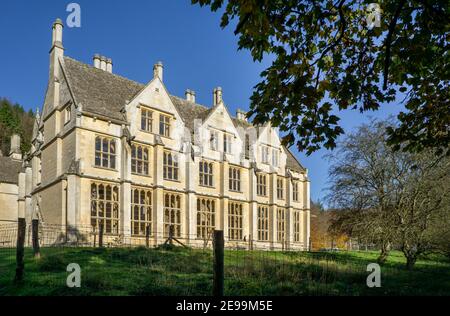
[213,230,224,297]
[99,222,104,248]
[14,218,26,282]
[32,219,40,258]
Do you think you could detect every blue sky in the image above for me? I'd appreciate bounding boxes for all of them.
[0,0,402,205]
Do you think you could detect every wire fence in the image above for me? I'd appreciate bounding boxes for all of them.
[0,221,448,296]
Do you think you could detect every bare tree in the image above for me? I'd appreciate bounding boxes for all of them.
[327,119,406,263]
[327,119,450,269]
[394,154,450,269]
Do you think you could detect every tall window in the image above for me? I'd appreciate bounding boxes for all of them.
[141,108,153,132]
[131,144,150,176]
[261,146,269,164]
[131,187,152,236]
[257,206,269,241]
[163,151,179,181]
[90,182,119,235]
[95,136,116,169]
[210,130,219,151]
[197,198,216,239]
[245,134,250,159]
[229,167,241,192]
[272,149,279,167]
[294,211,301,242]
[228,202,243,240]
[159,114,170,137]
[164,192,181,237]
[277,178,284,200]
[293,182,299,202]
[199,161,214,187]
[257,174,267,196]
[224,134,232,154]
[277,208,287,242]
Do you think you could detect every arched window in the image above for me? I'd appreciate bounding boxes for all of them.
[196,198,216,239]
[229,167,241,192]
[163,151,179,180]
[277,178,284,200]
[228,202,243,240]
[131,144,150,175]
[199,161,214,187]
[95,136,116,169]
[257,174,267,196]
[277,208,287,243]
[91,182,120,235]
[293,182,299,202]
[131,187,152,236]
[294,210,301,242]
[257,206,269,241]
[163,192,181,237]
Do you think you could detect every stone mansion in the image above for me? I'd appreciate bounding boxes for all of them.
[0,19,310,250]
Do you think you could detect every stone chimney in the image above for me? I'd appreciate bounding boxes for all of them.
[106,58,113,73]
[51,18,64,48]
[185,89,196,103]
[236,109,247,121]
[213,87,223,106]
[93,54,101,69]
[100,56,107,71]
[93,55,113,73]
[9,134,22,161]
[49,18,64,110]
[153,62,164,81]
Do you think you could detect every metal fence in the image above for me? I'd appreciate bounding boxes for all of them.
[1,220,447,296]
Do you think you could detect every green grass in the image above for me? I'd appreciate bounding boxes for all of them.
[0,246,449,296]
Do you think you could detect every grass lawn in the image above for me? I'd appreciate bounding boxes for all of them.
[0,246,449,296]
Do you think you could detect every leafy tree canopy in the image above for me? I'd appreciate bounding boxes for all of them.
[193,0,449,155]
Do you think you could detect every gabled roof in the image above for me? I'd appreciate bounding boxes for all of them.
[61,56,305,173]
[63,57,143,122]
[284,147,306,173]
[169,95,211,132]
[0,157,22,185]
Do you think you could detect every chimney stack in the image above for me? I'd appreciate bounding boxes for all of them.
[153,62,163,81]
[106,58,113,73]
[236,109,247,121]
[213,87,223,106]
[52,18,64,48]
[93,54,101,69]
[100,56,107,71]
[185,89,196,103]
[9,134,22,161]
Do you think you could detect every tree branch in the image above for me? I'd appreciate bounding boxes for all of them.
[383,0,406,90]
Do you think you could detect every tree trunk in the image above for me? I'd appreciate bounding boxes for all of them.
[405,255,417,270]
[377,241,391,265]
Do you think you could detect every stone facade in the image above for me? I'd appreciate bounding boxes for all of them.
[3,19,311,250]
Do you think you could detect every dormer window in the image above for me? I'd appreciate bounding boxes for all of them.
[272,149,279,167]
[245,134,250,159]
[224,134,232,154]
[141,108,153,132]
[159,114,170,137]
[210,130,219,151]
[261,146,270,164]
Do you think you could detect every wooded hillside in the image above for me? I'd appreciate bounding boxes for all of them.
[0,98,34,156]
